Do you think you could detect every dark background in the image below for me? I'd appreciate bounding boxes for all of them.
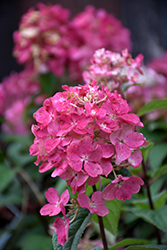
[0,0,167,82]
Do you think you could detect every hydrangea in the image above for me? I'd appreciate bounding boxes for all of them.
[13,4,131,82]
[30,81,147,245]
[69,5,131,82]
[83,48,144,91]
[13,3,72,75]
[0,68,41,134]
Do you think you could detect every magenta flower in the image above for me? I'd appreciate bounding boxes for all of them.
[52,217,70,246]
[109,124,146,166]
[67,136,103,177]
[78,191,109,216]
[102,175,144,202]
[40,188,69,216]
[60,167,89,194]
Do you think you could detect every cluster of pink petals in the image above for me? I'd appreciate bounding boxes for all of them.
[71,5,131,56]
[13,3,72,76]
[0,68,42,134]
[83,48,144,90]
[30,82,146,216]
[13,4,131,82]
[69,5,131,81]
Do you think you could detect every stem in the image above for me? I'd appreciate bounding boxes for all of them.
[142,162,161,244]
[118,86,125,99]
[18,169,45,207]
[92,185,109,250]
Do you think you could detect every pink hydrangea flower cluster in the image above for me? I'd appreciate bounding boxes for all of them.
[69,5,132,81]
[13,3,72,76]
[0,68,43,134]
[13,4,131,82]
[30,81,147,245]
[83,48,144,91]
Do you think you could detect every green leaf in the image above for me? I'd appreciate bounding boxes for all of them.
[124,244,167,250]
[0,193,22,207]
[137,99,167,116]
[92,198,121,236]
[39,72,59,95]
[131,191,167,210]
[108,238,150,250]
[149,143,167,171]
[52,208,92,250]
[1,133,32,146]
[90,247,102,250]
[154,190,167,210]
[0,164,15,192]
[129,206,167,232]
[140,141,154,163]
[22,234,52,250]
[153,164,167,178]
[7,142,34,167]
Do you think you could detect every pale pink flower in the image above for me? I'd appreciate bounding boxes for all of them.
[83,48,143,91]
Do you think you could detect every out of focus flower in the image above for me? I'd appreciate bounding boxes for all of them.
[148,52,167,77]
[126,65,167,120]
[0,68,41,134]
[13,4,131,82]
[83,48,143,91]
[13,3,72,76]
[69,5,131,82]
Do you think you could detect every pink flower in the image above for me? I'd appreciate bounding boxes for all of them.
[40,188,69,216]
[13,4,71,76]
[67,136,103,177]
[102,175,144,202]
[0,68,41,134]
[60,167,89,194]
[52,217,70,246]
[109,124,146,166]
[30,82,147,195]
[78,191,109,216]
[83,48,143,91]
